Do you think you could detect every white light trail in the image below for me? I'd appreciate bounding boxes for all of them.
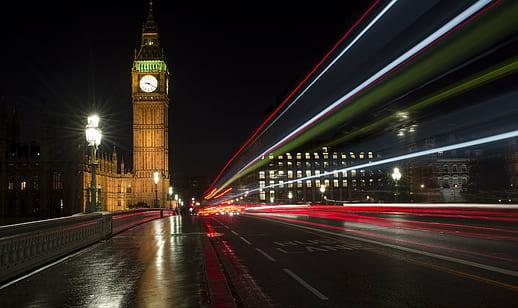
[255,0,398,140]
[219,129,518,202]
[236,0,492,176]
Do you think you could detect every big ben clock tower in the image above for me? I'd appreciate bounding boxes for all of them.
[132,1,170,205]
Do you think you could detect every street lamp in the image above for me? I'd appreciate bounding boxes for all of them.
[153,171,160,208]
[168,186,173,209]
[85,115,102,212]
[288,191,293,203]
[392,167,402,201]
[320,184,326,204]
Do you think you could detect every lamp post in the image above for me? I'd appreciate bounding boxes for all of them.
[168,186,173,209]
[153,171,160,208]
[320,184,326,204]
[85,115,102,213]
[392,167,402,201]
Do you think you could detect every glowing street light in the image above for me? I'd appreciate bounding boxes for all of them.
[85,114,102,212]
[168,186,173,209]
[288,191,293,201]
[153,171,160,208]
[392,167,402,181]
[319,185,326,194]
[392,167,402,201]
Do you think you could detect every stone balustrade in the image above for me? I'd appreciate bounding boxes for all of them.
[0,209,175,283]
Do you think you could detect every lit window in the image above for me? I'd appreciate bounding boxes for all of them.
[333,179,339,187]
[306,180,312,188]
[333,153,338,159]
[306,170,311,177]
[8,175,14,190]
[269,170,275,178]
[288,182,293,188]
[52,171,63,190]
[279,180,285,188]
[341,153,347,159]
[350,152,356,159]
[324,179,330,187]
[305,153,311,159]
[33,176,39,190]
[278,155,283,160]
[259,181,265,189]
[297,181,302,188]
[323,153,328,159]
[368,152,373,159]
[315,180,321,187]
[323,162,329,168]
[279,170,285,176]
[359,152,365,159]
[269,180,275,187]
[322,147,328,153]
[343,180,348,187]
[288,171,293,179]
[297,170,302,178]
[314,153,319,159]
[21,181,27,190]
[260,191,266,200]
[315,170,321,176]
[296,161,302,167]
[286,153,292,159]
[287,161,293,167]
[297,153,302,159]
[259,171,265,179]
[278,162,283,167]
[342,171,347,177]
[306,162,311,168]
[351,170,357,177]
[333,171,339,178]
[269,154,274,159]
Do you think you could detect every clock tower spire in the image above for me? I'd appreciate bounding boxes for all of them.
[132,0,170,206]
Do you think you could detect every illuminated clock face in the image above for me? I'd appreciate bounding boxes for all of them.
[139,75,158,92]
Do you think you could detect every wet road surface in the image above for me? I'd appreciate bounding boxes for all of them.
[0,216,211,308]
[205,211,518,307]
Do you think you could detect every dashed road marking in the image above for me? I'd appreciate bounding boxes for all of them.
[256,248,276,262]
[240,236,252,245]
[283,269,328,300]
[231,230,239,236]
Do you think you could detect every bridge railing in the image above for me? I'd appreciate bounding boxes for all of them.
[0,208,175,284]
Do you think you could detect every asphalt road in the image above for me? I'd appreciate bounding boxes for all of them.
[205,210,518,307]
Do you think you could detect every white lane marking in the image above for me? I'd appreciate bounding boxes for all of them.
[277,248,289,254]
[0,243,101,290]
[256,248,276,262]
[231,230,239,236]
[283,269,328,300]
[240,236,252,245]
[261,217,518,278]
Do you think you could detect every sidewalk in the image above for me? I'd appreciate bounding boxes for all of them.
[0,215,235,308]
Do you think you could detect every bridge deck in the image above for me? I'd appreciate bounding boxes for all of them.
[0,216,213,307]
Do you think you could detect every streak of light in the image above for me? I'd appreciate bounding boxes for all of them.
[212,187,233,199]
[203,0,385,197]
[236,0,494,175]
[218,129,518,202]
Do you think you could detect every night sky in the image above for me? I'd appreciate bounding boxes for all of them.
[0,0,367,179]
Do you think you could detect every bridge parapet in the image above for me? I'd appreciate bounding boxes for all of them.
[0,209,174,283]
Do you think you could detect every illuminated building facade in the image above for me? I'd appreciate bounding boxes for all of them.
[241,147,388,204]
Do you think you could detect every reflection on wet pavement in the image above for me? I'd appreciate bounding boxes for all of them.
[0,216,210,308]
